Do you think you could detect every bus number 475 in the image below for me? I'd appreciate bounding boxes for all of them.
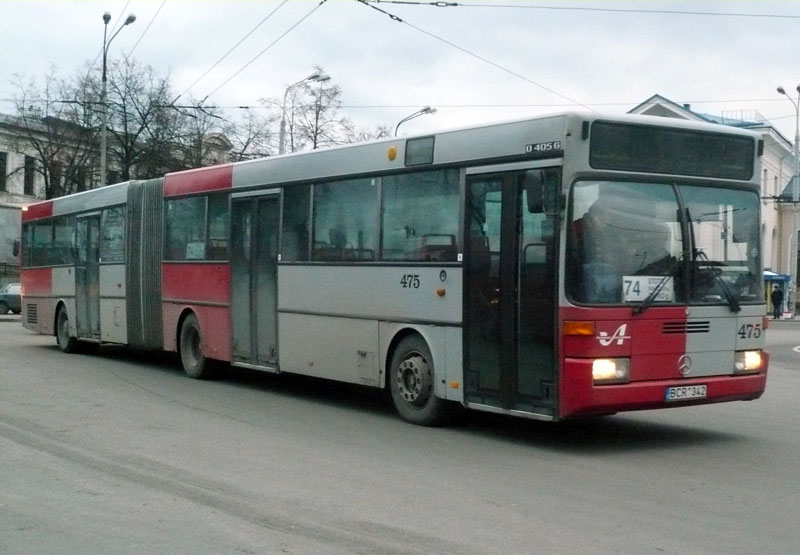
[737,323,762,339]
[400,274,420,289]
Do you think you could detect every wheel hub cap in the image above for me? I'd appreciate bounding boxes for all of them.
[396,354,431,406]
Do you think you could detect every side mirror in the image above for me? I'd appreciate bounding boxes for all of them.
[524,170,546,213]
[523,169,562,215]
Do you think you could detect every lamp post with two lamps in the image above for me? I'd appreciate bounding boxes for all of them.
[100,11,136,188]
[395,106,437,136]
[777,84,800,318]
[278,71,330,155]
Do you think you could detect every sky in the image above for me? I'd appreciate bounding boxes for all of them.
[1,0,799,143]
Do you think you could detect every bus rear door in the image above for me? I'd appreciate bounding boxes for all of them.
[464,167,560,417]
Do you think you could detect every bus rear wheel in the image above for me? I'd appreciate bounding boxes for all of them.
[389,335,446,426]
[179,313,214,379]
[56,306,78,353]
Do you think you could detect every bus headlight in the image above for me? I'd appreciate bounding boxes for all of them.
[734,350,762,374]
[592,358,630,384]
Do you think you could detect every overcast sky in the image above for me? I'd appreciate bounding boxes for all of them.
[1,0,799,142]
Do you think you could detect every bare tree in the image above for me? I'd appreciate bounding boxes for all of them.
[98,58,180,181]
[259,67,380,154]
[224,108,277,161]
[9,69,97,198]
[173,101,229,169]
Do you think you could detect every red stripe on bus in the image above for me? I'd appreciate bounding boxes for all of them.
[164,164,233,196]
[161,264,231,360]
[161,263,230,304]
[22,200,54,222]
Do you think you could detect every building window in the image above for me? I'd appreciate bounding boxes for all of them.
[24,156,35,196]
[0,152,7,191]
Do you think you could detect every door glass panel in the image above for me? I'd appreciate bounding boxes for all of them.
[255,198,279,364]
[466,178,503,393]
[231,202,252,360]
[517,187,555,397]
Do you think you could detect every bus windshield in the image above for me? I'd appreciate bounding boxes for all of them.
[567,181,763,307]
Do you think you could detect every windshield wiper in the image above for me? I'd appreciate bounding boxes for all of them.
[694,250,741,313]
[632,257,681,315]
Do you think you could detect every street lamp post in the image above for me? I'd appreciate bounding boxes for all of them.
[100,11,136,188]
[278,71,330,155]
[394,106,437,136]
[777,84,800,318]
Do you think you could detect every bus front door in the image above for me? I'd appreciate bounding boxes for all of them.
[231,195,279,368]
[75,214,101,339]
[465,169,558,416]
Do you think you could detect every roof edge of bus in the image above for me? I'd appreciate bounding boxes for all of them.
[227,110,763,169]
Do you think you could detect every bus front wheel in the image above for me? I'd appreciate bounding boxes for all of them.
[389,335,446,426]
[179,313,214,379]
[56,306,78,353]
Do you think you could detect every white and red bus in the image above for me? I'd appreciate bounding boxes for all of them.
[20,113,768,425]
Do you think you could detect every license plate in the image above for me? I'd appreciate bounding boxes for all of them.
[665,384,707,401]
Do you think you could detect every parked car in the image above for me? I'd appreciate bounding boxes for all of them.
[0,283,21,314]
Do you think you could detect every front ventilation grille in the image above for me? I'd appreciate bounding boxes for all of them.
[663,320,710,334]
[26,303,38,324]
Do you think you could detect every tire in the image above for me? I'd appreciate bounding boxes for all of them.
[56,306,78,353]
[0,301,8,314]
[179,313,214,379]
[389,335,447,426]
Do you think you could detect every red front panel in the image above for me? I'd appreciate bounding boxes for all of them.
[561,357,767,416]
[164,164,233,197]
[161,263,231,361]
[558,306,767,417]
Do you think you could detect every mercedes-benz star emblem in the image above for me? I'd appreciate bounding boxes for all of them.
[678,355,693,376]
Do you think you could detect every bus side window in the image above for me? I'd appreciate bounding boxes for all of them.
[165,197,206,261]
[381,169,459,262]
[312,178,377,262]
[282,185,311,262]
[207,195,229,261]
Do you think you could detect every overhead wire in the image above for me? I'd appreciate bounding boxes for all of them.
[356,0,592,110]
[199,0,330,104]
[363,0,800,20]
[174,0,291,103]
[126,0,168,58]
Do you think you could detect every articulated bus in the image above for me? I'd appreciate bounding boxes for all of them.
[20,113,768,425]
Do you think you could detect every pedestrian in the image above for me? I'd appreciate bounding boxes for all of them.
[770,285,784,319]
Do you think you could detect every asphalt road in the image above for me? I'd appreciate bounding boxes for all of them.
[1,315,799,555]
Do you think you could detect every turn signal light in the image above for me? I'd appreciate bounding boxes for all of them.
[565,320,595,336]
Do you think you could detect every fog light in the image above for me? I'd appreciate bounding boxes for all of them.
[734,350,762,374]
[592,358,630,384]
